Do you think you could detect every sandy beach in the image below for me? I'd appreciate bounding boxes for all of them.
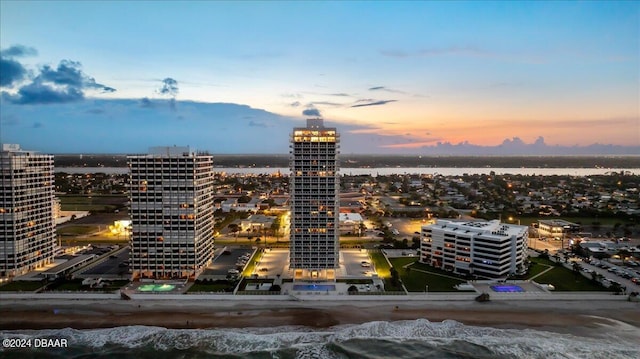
[2,298,639,338]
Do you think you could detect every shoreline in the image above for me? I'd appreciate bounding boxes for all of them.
[2,299,639,338]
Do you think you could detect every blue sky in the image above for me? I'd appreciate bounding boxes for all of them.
[1,1,638,153]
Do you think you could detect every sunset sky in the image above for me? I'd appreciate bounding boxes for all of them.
[1,1,638,153]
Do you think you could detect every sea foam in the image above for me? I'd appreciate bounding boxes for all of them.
[2,319,639,358]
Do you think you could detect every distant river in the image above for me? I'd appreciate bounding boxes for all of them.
[55,167,640,176]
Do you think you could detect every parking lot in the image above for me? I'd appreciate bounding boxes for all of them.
[384,218,428,238]
[582,259,640,290]
[244,249,377,279]
[251,249,289,278]
[201,247,255,279]
[341,249,374,277]
[79,247,129,278]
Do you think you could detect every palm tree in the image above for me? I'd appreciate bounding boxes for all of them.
[609,282,623,294]
[572,262,582,279]
[358,222,367,237]
[539,249,550,260]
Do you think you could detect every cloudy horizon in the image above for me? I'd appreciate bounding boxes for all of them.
[1,1,638,154]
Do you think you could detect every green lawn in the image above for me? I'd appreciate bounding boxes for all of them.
[529,257,556,266]
[389,257,418,269]
[47,279,129,292]
[369,250,391,278]
[524,262,551,278]
[188,280,236,293]
[519,257,556,280]
[410,261,463,277]
[58,195,126,212]
[57,225,99,235]
[370,251,403,291]
[0,281,46,292]
[242,250,261,277]
[389,257,466,292]
[375,253,609,293]
[533,266,609,291]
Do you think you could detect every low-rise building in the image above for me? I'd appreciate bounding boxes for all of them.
[339,212,364,235]
[420,219,528,278]
[240,214,276,233]
[538,219,580,238]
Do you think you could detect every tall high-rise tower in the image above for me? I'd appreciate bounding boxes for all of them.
[289,119,340,279]
[0,144,56,277]
[128,146,215,279]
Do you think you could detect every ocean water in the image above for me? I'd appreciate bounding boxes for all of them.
[2,319,639,359]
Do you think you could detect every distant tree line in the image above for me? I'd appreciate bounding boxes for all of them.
[53,154,640,169]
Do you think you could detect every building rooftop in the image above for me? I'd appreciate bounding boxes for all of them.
[430,219,527,237]
[538,219,579,227]
[339,213,363,222]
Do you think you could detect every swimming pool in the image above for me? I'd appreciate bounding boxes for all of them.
[293,284,336,291]
[138,284,176,292]
[490,285,524,293]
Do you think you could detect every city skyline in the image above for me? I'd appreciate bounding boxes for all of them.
[0,1,638,154]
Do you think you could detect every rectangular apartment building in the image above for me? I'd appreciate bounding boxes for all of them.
[0,144,56,277]
[128,146,215,279]
[420,219,528,278]
[289,119,340,279]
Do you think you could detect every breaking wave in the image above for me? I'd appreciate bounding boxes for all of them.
[2,319,639,359]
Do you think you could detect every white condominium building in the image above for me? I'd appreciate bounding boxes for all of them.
[0,144,56,277]
[420,219,528,278]
[289,119,340,279]
[128,146,215,279]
